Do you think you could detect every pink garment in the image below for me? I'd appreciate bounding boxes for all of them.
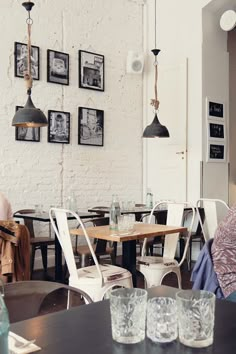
[0,192,13,220]
[212,205,236,297]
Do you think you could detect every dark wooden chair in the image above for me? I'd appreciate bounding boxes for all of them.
[13,209,55,278]
[3,280,93,323]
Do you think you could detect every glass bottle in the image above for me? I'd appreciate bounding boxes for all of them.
[67,192,77,212]
[146,188,153,209]
[0,280,9,354]
[110,195,121,230]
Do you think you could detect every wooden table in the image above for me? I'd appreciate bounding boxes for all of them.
[70,223,187,286]
[14,211,100,282]
[11,285,236,354]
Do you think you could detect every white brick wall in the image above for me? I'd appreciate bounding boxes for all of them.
[0,0,144,215]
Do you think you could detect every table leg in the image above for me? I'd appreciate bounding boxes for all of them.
[122,240,137,287]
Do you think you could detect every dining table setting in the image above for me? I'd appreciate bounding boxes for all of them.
[10,285,236,354]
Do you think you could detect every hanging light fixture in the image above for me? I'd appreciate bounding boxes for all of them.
[12,1,47,128]
[143,0,169,138]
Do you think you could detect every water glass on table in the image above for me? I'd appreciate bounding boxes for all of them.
[117,214,135,232]
[35,204,43,214]
[176,290,215,348]
[147,297,178,343]
[109,288,147,344]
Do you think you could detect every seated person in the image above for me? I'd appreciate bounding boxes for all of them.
[212,205,236,298]
[0,192,12,220]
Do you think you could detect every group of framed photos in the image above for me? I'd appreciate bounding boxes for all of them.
[14,42,105,90]
[15,106,104,147]
[206,98,226,163]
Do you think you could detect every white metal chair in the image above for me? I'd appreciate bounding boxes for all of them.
[49,208,133,302]
[196,198,229,241]
[136,201,195,288]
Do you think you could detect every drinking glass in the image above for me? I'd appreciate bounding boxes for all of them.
[147,297,177,343]
[109,288,147,344]
[35,204,43,214]
[176,290,215,348]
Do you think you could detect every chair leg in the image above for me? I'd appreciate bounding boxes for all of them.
[30,246,36,279]
[40,245,48,274]
[175,268,182,289]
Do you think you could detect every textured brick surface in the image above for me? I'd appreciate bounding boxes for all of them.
[0,0,144,218]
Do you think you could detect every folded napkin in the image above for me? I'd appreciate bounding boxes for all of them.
[9,331,41,354]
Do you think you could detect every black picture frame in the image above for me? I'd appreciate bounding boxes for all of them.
[15,106,40,142]
[47,49,69,85]
[78,107,104,146]
[14,42,40,80]
[79,50,104,91]
[48,110,70,144]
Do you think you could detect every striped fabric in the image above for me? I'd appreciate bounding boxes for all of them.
[212,205,236,297]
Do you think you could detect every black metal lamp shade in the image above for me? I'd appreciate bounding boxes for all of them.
[12,94,48,128]
[142,113,169,138]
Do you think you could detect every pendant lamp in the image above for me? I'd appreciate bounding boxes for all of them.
[12,1,47,128]
[142,0,169,138]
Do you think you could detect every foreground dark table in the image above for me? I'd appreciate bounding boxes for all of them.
[14,211,99,282]
[11,285,236,354]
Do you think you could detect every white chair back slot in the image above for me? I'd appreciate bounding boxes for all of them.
[196,199,229,241]
[163,203,184,260]
[49,208,103,283]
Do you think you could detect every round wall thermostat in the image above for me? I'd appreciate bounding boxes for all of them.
[220,10,236,31]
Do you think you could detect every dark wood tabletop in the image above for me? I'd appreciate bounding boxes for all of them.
[11,285,236,354]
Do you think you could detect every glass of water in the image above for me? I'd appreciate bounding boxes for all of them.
[109,288,147,344]
[176,290,215,348]
[147,297,177,343]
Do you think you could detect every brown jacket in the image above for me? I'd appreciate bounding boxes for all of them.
[0,221,30,282]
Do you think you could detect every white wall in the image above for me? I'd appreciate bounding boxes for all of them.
[0,0,144,215]
[144,0,233,205]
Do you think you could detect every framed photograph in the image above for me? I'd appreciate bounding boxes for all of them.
[15,106,40,142]
[79,50,104,91]
[47,50,69,85]
[207,142,226,163]
[208,122,225,140]
[78,107,104,146]
[48,110,70,144]
[206,97,225,120]
[14,42,40,80]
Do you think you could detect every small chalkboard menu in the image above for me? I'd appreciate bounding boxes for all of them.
[209,123,224,139]
[209,101,224,118]
[208,143,225,162]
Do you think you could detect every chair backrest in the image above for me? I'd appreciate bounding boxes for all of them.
[142,201,195,264]
[49,208,104,283]
[91,217,110,254]
[196,198,229,241]
[13,209,36,238]
[4,280,92,323]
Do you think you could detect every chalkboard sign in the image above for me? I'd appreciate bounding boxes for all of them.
[209,123,224,139]
[209,143,225,161]
[209,101,224,118]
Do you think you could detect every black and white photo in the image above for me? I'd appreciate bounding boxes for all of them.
[14,42,40,80]
[47,50,69,85]
[78,107,104,146]
[48,110,70,144]
[79,50,104,91]
[15,106,40,142]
